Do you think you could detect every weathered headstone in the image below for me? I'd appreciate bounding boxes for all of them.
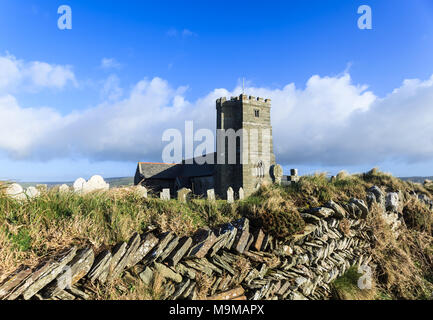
[82,175,109,194]
[177,188,191,203]
[238,187,245,200]
[135,185,148,198]
[161,188,170,200]
[25,186,40,199]
[73,178,86,193]
[5,183,26,201]
[207,189,215,201]
[227,187,234,203]
[288,168,299,183]
[272,164,283,184]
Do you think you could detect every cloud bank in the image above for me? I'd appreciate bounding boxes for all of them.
[1,54,433,168]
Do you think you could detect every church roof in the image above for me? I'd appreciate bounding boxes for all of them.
[137,161,215,180]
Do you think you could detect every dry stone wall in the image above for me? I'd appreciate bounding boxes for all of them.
[1,184,428,301]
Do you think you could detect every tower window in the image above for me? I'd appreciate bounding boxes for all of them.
[254,109,260,117]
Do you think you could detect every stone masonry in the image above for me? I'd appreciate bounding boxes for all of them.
[215,94,276,199]
[1,184,420,301]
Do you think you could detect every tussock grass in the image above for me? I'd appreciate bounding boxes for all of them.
[0,188,239,278]
[331,266,376,300]
[367,203,433,299]
[1,169,433,300]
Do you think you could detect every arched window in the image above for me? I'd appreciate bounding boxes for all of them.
[256,161,264,178]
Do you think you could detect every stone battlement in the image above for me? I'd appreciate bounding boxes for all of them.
[216,94,271,105]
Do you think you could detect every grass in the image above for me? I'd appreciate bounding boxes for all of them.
[0,187,240,279]
[331,266,376,300]
[1,168,433,300]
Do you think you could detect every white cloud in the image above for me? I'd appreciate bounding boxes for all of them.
[1,56,433,169]
[100,58,121,70]
[182,29,197,37]
[100,74,123,101]
[0,54,76,92]
[166,28,197,38]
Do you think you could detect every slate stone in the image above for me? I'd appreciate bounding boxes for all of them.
[231,218,250,254]
[309,207,334,218]
[251,229,265,252]
[244,233,255,251]
[109,233,141,280]
[188,229,217,258]
[107,242,127,280]
[208,232,231,257]
[22,247,77,300]
[350,198,369,218]
[67,286,90,300]
[159,236,180,261]
[368,186,385,205]
[145,231,175,262]
[260,234,271,251]
[54,289,76,300]
[171,279,191,300]
[166,236,192,266]
[127,232,159,267]
[215,223,238,250]
[154,263,182,283]
[325,200,347,219]
[42,247,94,298]
[207,286,245,300]
[87,250,112,282]
[139,267,154,285]
[175,263,196,279]
[292,224,317,242]
[0,266,32,300]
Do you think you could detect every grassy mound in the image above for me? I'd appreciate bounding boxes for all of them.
[1,169,433,300]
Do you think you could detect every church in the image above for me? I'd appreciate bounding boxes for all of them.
[134,94,286,199]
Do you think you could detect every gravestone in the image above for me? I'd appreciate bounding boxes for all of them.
[288,168,300,183]
[238,187,245,200]
[272,164,283,184]
[82,175,109,194]
[73,178,86,193]
[177,188,192,203]
[135,185,148,198]
[25,186,40,199]
[207,189,215,201]
[5,183,26,201]
[161,188,170,201]
[227,187,234,204]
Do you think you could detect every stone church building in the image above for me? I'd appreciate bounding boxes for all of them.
[134,94,285,198]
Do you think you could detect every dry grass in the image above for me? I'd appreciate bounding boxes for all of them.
[367,203,433,299]
[2,169,433,300]
[331,266,377,300]
[403,197,433,235]
[0,188,239,277]
[195,272,214,300]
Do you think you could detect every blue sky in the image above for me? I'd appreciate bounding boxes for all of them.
[0,0,433,181]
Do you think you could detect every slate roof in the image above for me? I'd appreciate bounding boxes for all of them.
[137,160,215,180]
[137,162,181,179]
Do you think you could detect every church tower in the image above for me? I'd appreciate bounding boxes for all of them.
[215,94,276,198]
